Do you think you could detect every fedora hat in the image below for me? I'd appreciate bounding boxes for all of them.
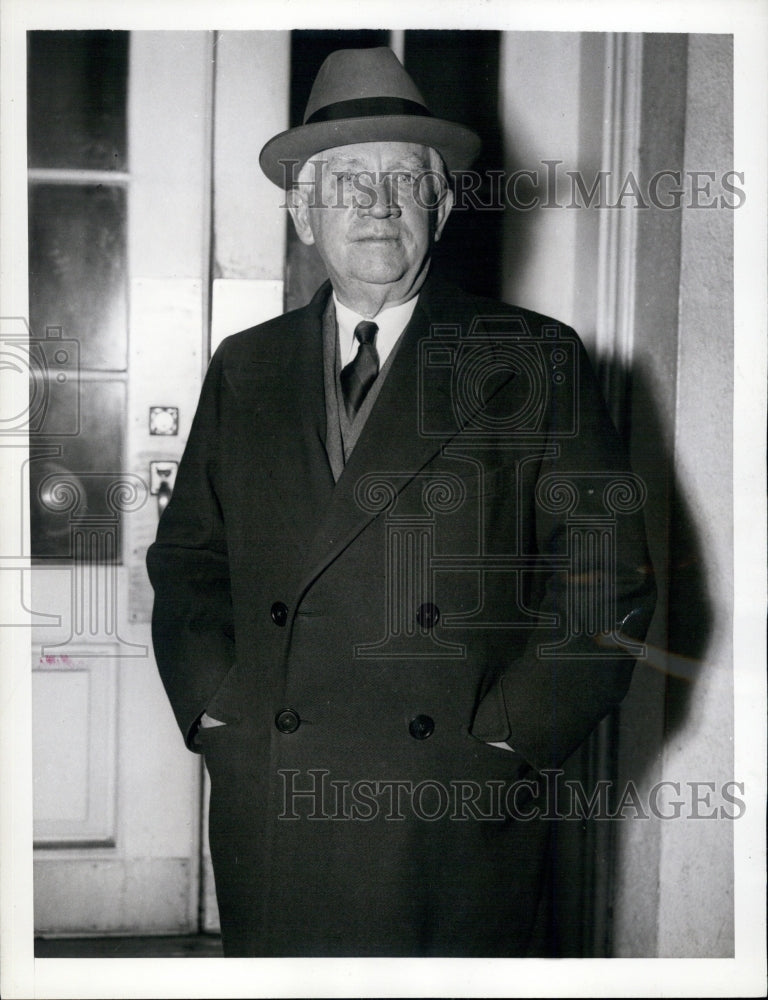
[259,47,481,188]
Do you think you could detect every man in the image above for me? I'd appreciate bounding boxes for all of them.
[147,47,655,957]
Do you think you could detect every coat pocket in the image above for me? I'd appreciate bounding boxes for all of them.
[205,661,242,724]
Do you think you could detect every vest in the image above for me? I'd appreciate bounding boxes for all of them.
[321,295,404,482]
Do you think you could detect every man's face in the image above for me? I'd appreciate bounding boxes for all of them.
[288,141,453,311]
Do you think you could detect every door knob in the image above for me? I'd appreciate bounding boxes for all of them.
[149,460,178,516]
[157,479,172,514]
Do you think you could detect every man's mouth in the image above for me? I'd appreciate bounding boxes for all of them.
[352,234,401,243]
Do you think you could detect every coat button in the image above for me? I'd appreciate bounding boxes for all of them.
[416,603,439,628]
[275,709,301,734]
[270,601,288,627]
[408,714,435,740]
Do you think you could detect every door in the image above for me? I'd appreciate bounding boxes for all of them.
[29,31,214,937]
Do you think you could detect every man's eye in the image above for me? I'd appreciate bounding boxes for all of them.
[394,172,419,189]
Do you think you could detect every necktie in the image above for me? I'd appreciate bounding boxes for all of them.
[340,320,379,420]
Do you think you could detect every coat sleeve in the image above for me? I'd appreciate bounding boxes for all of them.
[146,346,236,749]
[469,332,657,771]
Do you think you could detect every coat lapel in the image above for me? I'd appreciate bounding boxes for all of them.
[295,274,493,599]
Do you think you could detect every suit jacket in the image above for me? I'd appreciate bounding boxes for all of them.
[147,272,656,956]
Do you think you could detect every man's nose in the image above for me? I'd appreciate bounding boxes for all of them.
[359,175,402,218]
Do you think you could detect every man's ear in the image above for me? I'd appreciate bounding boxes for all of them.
[433,186,454,244]
[286,187,315,246]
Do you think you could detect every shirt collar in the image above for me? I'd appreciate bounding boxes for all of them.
[333,293,420,369]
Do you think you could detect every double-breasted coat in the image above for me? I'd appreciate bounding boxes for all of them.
[147,273,656,956]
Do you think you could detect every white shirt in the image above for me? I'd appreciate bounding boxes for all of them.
[333,293,419,369]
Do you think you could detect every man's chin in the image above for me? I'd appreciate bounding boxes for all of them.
[348,259,409,286]
[345,242,411,281]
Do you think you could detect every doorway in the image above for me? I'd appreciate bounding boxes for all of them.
[30,30,214,939]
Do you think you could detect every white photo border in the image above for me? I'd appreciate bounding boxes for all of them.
[1,1,765,997]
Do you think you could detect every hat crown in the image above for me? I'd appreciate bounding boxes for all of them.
[304,47,428,123]
[259,46,481,188]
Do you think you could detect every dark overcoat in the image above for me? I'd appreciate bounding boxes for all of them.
[146,274,656,956]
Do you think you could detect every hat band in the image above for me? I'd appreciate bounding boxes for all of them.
[305,96,433,126]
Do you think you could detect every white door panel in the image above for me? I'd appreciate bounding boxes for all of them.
[33,653,117,846]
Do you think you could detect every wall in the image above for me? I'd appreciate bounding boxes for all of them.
[499,32,589,329]
[210,30,289,352]
[655,32,734,957]
[612,34,735,957]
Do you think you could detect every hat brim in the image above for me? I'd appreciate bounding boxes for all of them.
[259,115,481,188]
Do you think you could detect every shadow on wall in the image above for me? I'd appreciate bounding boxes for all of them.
[540,352,715,959]
[405,30,505,301]
[622,356,714,781]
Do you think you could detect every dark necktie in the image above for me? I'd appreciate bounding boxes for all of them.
[340,320,379,420]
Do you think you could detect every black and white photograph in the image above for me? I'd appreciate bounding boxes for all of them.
[0,0,765,996]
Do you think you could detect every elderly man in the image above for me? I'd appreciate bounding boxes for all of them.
[147,47,655,957]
